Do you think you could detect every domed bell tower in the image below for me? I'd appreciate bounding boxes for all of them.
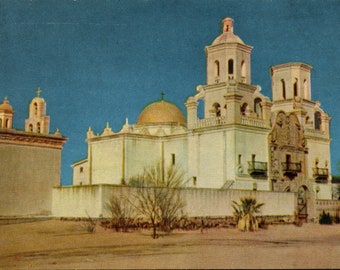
[0,97,14,129]
[198,18,254,120]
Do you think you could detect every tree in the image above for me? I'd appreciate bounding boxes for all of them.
[128,163,186,238]
[232,197,264,232]
[105,195,135,232]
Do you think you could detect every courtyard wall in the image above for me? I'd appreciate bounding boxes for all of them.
[52,185,297,219]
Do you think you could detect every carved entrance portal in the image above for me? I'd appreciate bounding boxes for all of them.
[269,111,307,192]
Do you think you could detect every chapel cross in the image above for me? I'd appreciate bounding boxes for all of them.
[161,91,165,100]
[36,87,42,97]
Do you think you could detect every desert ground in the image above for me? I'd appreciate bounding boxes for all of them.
[0,219,339,269]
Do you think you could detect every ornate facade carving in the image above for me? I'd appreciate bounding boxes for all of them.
[269,111,308,192]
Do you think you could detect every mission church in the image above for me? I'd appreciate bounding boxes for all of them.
[72,17,332,198]
[0,17,336,218]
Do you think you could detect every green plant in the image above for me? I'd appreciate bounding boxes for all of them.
[319,211,333,225]
[232,197,264,232]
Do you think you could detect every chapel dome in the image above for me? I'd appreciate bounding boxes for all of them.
[0,97,14,113]
[137,100,186,126]
[211,17,244,45]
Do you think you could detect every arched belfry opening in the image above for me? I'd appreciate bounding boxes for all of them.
[240,103,248,116]
[212,102,221,117]
[241,61,246,82]
[314,111,322,130]
[293,78,298,98]
[228,59,234,75]
[34,102,38,116]
[281,79,286,99]
[214,60,220,78]
[254,98,262,118]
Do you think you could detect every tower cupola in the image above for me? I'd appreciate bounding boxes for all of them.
[222,17,234,33]
[206,17,252,85]
[0,97,14,129]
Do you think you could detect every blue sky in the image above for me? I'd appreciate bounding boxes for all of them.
[0,0,339,185]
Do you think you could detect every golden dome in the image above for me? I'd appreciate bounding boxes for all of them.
[137,100,186,126]
[0,97,14,113]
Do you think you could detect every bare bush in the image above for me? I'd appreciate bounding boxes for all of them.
[105,195,135,232]
[128,163,186,238]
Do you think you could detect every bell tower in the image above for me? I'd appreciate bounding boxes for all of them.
[197,17,255,120]
[25,87,50,134]
[270,63,312,102]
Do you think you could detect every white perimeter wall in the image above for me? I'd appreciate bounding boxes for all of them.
[52,185,297,219]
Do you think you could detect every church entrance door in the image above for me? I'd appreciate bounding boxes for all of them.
[297,186,308,222]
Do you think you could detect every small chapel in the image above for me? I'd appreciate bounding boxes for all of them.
[71,17,332,201]
[0,89,67,216]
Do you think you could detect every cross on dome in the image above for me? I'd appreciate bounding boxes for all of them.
[160,91,165,100]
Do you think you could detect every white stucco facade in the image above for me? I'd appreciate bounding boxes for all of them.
[71,17,333,207]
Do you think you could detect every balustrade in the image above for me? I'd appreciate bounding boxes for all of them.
[304,129,328,139]
[193,116,227,128]
[313,167,328,183]
[281,162,302,172]
[247,161,267,177]
[191,115,269,129]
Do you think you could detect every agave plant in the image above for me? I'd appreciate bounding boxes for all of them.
[232,197,264,232]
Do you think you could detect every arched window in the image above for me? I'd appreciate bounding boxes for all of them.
[241,61,246,79]
[37,122,41,133]
[0,118,2,128]
[281,79,286,99]
[5,119,9,128]
[240,103,248,116]
[314,112,322,130]
[254,98,262,118]
[34,102,38,115]
[212,102,221,117]
[214,60,220,77]
[29,124,33,132]
[305,116,310,124]
[228,59,234,74]
[293,78,298,97]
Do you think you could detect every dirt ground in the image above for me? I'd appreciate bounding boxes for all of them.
[0,219,339,269]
